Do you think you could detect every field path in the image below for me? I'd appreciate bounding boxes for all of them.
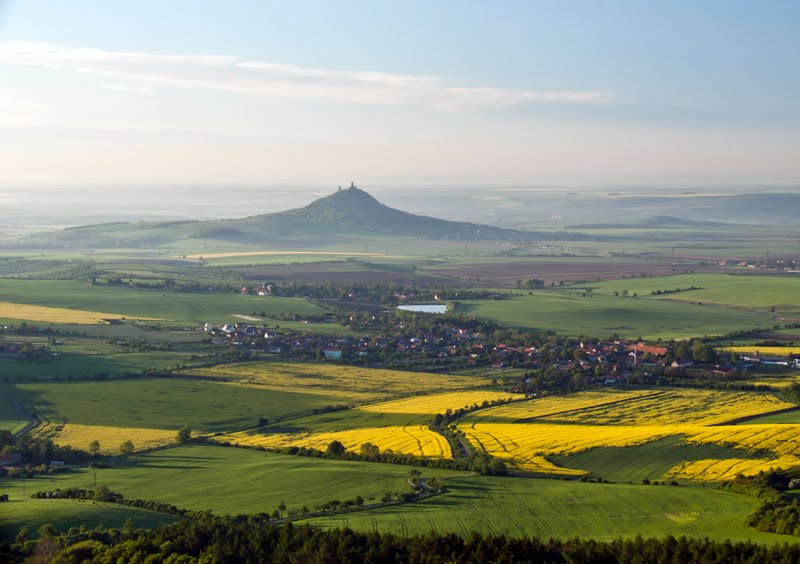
[232,314,262,322]
[398,515,409,537]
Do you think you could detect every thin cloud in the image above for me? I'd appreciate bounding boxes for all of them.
[100,83,152,94]
[0,41,614,109]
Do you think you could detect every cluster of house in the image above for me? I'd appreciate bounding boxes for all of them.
[199,317,800,377]
[715,259,800,272]
[741,353,800,369]
[240,284,274,296]
[199,317,698,374]
[204,322,263,342]
[0,341,46,357]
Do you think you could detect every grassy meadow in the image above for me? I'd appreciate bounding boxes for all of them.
[0,350,207,382]
[0,445,467,515]
[0,279,326,327]
[307,476,788,544]
[457,291,774,340]
[0,387,27,433]
[13,377,344,453]
[0,499,183,539]
[563,273,800,311]
[451,272,800,339]
[1,445,791,545]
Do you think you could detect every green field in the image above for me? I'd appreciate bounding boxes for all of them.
[549,437,759,483]
[0,279,327,326]
[742,410,800,425]
[458,291,775,339]
[0,387,26,433]
[564,273,800,311]
[0,445,788,544]
[0,499,182,539]
[307,475,788,543]
[0,445,465,515]
[12,378,339,434]
[0,351,208,382]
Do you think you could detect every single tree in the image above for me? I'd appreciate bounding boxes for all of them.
[93,483,111,502]
[326,440,346,457]
[119,440,135,456]
[88,440,100,456]
[176,426,192,445]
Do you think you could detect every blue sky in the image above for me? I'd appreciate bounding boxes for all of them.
[0,0,798,186]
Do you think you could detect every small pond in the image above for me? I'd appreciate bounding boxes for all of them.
[396,304,448,314]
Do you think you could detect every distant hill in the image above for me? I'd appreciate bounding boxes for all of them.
[16,186,534,249]
[566,216,743,230]
[267,186,529,238]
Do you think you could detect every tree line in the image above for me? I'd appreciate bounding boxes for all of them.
[5,516,800,563]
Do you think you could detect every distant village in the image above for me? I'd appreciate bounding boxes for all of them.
[199,315,800,392]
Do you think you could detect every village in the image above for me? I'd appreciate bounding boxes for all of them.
[199,312,800,395]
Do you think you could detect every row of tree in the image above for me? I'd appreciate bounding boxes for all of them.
[6,516,800,563]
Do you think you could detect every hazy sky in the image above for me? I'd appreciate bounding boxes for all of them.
[1,1,798,187]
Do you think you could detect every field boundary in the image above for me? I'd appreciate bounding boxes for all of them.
[711,404,800,426]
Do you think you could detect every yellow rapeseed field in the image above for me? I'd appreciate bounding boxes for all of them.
[662,424,800,480]
[722,346,800,355]
[745,375,800,389]
[539,389,793,426]
[0,301,156,325]
[230,425,451,458]
[459,389,659,425]
[220,390,518,458]
[666,457,800,481]
[185,361,495,402]
[460,422,672,474]
[456,388,800,479]
[33,422,175,454]
[684,424,800,458]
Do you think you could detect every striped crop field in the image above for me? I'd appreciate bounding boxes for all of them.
[230,425,451,458]
[537,389,794,426]
[460,422,671,474]
[461,389,661,423]
[0,301,158,324]
[744,376,800,389]
[666,457,800,482]
[32,422,177,454]
[183,361,494,403]
[456,388,800,480]
[722,346,800,356]
[220,390,519,458]
[668,424,800,480]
